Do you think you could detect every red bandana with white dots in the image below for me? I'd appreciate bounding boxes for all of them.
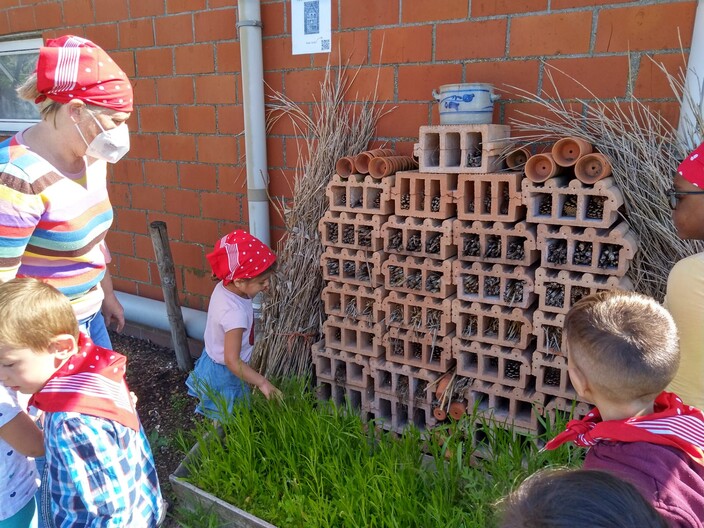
[677,142,704,189]
[206,230,276,285]
[30,333,138,431]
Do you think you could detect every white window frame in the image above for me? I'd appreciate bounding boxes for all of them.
[0,37,42,133]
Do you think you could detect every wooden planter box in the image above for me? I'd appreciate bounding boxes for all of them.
[169,436,276,528]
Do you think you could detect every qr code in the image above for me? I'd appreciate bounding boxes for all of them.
[304,1,320,35]
[321,39,330,51]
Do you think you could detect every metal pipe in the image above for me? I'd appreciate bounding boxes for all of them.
[678,0,704,149]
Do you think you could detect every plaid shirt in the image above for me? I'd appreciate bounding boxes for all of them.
[43,411,164,527]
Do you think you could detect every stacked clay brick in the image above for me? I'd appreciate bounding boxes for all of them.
[315,128,637,437]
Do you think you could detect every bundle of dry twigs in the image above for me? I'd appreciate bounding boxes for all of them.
[507,62,704,301]
[252,63,387,379]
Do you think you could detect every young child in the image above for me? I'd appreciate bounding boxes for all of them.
[545,290,704,527]
[497,468,667,528]
[187,231,281,419]
[0,278,164,528]
[0,385,43,527]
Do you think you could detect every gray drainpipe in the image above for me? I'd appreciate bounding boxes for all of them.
[678,0,704,149]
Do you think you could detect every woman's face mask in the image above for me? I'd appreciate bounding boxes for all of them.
[76,110,130,163]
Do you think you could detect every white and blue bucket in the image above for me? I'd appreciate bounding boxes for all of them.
[432,83,499,125]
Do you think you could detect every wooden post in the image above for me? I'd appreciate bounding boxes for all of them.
[149,221,193,371]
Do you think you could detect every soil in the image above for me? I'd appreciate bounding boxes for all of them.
[109,331,200,527]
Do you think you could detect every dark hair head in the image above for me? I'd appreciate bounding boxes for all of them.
[497,468,667,528]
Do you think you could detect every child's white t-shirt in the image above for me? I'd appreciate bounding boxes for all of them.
[204,282,254,365]
[0,386,39,520]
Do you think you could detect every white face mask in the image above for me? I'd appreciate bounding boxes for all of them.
[76,111,130,163]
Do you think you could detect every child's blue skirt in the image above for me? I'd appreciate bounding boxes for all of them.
[185,351,251,419]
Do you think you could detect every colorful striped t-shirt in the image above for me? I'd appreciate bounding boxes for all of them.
[0,133,113,320]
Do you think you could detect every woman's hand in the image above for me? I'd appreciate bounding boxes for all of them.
[258,380,283,401]
[102,291,125,332]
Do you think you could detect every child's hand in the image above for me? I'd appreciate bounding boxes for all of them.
[258,380,283,401]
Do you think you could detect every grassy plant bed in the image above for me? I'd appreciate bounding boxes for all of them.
[173,382,584,527]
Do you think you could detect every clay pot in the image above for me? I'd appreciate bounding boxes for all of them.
[433,406,448,421]
[448,401,467,421]
[524,153,563,182]
[368,156,418,179]
[506,147,530,171]
[353,149,393,174]
[551,137,593,167]
[574,152,612,184]
[335,156,356,178]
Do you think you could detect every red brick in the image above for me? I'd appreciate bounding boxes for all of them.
[146,213,184,239]
[596,3,695,52]
[261,2,286,35]
[180,163,217,191]
[377,103,429,139]
[472,0,547,17]
[267,137,285,168]
[119,18,155,48]
[371,25,432,64]
[436,19,507,60]
[139,106,176,133]
[111,158,143,184]
[114,208,148,234]
[466,59,540,97]
[7,6,35,32]
[131,185,165,211]
[144,161,179,187]
[197,135,237,164]
[137,283,165,302]
[341,0,398,28]
[132,78,157,105]
[398,63,463,101]
[553,0,637,9]
[283,69,328,102]
[175,43,215,74]
[312,30,369,67]
[0,11,9,34]
[107,182,131,208]
[164,188,201,216]
[95,0,127,22]
[112,277,137,295]
[201,192,241,221]
[84,26,119,51]
[217,105,244,135]
[184,268,218,298]
[156,77,194,104]
[216,42,241,73]
[544,56,630,99]
[217,166,247,195]
[177,105,215,133]
[129,133,160,159]
[195,74,237,104]
[155,14,194,45]
[194,8,237,41]
[503,101,576,137]
[345,66,395,102]
[62,0,93,25]
[134,234,157,260]
[117,255,151,282]
[263,36,311,71]
[264,102,301,135]
[510,12,592,56]
[105,230,133,255]
[167,0,205,13]
[170,240,206,269]
[266,168,294,200]
[634,53,687,100]
[159,134,196,161]
[402,0,467,22]
[130,0,164,18]
[40,2,62,28]
[135,48,173,77]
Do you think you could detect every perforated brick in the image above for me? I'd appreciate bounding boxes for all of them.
[382,291,455,336]
[322,282,386,325]
[543,397,592,423]
[313,346,373,390]
[453,338,535,389]
[452,261,537,309]
[383,327,454,372]
[536,222,637,277]
[392,171,458,219]
[535,269,634,315]
[451,300,534,349]
[321,247,385,287]
[323,315,385,358]
[381,254,456,299]
[381,215,456,259]
[418,124,510,173]
[319,210,387,251]
[522,175,624,228]
[532,310,566,356]
[453,220,540,267]
[456,172,525,222]
[325,174,396,215]
[532,351,576,400]
[317,378,375,420]
[372,393,436,433]
[369,357,440,408]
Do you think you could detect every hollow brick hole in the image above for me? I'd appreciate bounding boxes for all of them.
[462,315,478,338]
[506,237,526,261]
[543,326,562,354]
[484,235,502,258]
[545,282,565,308]
[484,317,499,338]
[348,389,362,411]
[431,346,443,365]
[388,228,403,251]
[504,360,521,381]
[463,234,481,257]
[481,181,492,214]
[547,240,567,265]
[446,132,461,167]
[484,276,500,298]
[465,132,483,168]
[598,243,620,269]
[586,195,606,219]
[572,241,593,266]
[357,226,372,247]
[425,232,441,254]
[406,230,421,252]
[504,279,524,305]
[561,194,578,218]
[500,183,510,215]
[504,320,522,342]
[429,180,441,212]
[349,187,363,209]
[422,133,440,167]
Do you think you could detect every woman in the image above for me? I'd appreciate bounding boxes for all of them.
[665,142,704,409]
[0,35,132,349]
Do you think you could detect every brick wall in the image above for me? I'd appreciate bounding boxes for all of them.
[0,0,695,310]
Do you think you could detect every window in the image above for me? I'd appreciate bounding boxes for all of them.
[0,38,42,133]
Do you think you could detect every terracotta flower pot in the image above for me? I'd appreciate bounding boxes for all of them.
[433,406,447,421]
[335,156,356,178]
[524,153,562,183]
[368,156,418,179]
[448,401,467,421]
[506,147,530,171]
[353,148,393,174]
[574,152,612,184]
[551,137,593,167]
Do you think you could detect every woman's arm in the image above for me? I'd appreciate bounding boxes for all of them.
[0,411,44,457]
[223,329,281,400]
[100,267,125,332]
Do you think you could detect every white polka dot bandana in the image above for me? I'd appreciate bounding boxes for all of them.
[206,230,276,284]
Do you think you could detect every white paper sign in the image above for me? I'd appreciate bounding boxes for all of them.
[291,0,331,55]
